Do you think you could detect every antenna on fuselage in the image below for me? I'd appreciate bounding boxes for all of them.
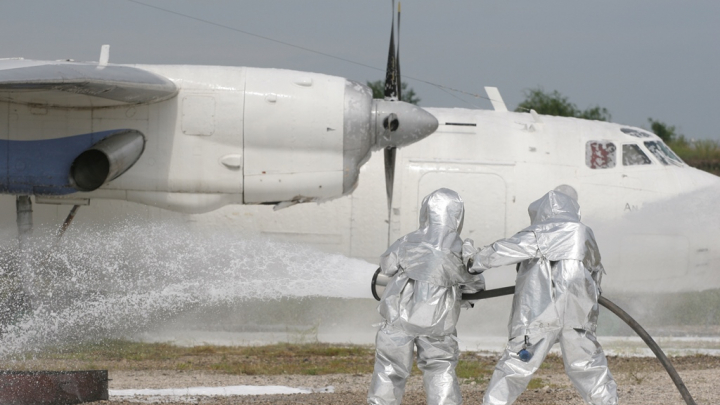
[98,44,110,68]
[484,87,508,112]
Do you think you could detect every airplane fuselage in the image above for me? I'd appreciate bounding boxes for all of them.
[1,62,718,294]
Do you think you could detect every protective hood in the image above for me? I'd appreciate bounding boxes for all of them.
[379,188,481,289]
[418,188,465,243]
[528,190,581,225]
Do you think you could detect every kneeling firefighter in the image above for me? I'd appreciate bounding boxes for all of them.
[467,190,618,405]
[368,188,485,405]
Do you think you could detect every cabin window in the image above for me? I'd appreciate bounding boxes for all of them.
[644,141,684,167]
[622,144,652,166]
[586,141,616,169]
[621,127,654,138]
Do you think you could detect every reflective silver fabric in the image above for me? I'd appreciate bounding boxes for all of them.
[369,326,462,405]
[483,328,617,405]
[368,188,484,405]
[468,191,617,405]
[378,188,485,335]
[469,190,604,337]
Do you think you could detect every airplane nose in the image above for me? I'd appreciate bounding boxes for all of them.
[679,166,720,192]
[372,99,439,149]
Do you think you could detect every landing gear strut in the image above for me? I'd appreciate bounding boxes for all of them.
[12,197,81,312]
[15,195,33,245]
[15,195,36,312]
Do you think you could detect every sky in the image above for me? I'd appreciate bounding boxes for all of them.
[2,0,719,140]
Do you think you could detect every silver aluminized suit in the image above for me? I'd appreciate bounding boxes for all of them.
[468,190,618,405]
[368,189,485,405]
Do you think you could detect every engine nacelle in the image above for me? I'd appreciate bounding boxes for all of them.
[242,68,437,204]
[70,130,145,191]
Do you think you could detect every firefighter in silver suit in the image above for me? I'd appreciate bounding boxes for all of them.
[468,190,618,405]
[368,188,485,405]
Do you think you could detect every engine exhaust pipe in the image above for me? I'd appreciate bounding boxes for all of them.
[70,130,145,191]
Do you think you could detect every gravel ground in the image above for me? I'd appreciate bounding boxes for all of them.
[101,362,718,405]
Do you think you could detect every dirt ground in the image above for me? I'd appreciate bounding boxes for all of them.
[100,356,717,405]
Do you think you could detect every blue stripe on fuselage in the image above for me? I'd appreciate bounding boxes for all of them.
[0,129,131,195]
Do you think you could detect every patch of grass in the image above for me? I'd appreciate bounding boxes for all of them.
[8,340,504,378]
[32,339,185,362]
[456,353,495,381]
[9,339,720,380]
[539,354,564,370]
[9,339,377,376]
[189,345,218,355]
[527,377,547,390]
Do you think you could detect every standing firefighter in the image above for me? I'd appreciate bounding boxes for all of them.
[468,190,618,405]
[368,188,485,405]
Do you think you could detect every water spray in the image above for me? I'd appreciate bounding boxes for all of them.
[371,268,698,405]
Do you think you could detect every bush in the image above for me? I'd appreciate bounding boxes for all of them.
[668,136,720,176]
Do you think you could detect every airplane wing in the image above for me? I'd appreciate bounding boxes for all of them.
[0,59,178,108]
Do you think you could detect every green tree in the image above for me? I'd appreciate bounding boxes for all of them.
[366,80,421,105]
[648,118,678,143]
[651,119,720,176]
[514,87,611,122]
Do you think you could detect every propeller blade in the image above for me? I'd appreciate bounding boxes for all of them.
[384,0,398,99]
[396,2,401,102]
[384,146,396,212]
[382,2,411,220]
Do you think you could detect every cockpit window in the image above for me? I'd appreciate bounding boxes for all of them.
[586,141,616,169]
[622,144,652,166]
[621,128,654,138]
[643,141,684,167]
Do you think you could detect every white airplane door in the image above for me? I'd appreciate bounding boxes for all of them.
[417,171,507,247]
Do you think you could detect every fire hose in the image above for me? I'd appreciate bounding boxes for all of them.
[371,268,697,405]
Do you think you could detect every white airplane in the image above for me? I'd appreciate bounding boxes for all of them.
[1,6,718,297]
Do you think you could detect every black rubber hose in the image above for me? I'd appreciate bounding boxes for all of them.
[598,295,696,405]
[462,286,515,301]
[461,286,697,405]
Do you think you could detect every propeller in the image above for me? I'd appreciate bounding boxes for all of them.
[384,0,399,214]
[372,0,438,220]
